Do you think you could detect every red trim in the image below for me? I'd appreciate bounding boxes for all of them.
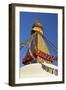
[22,50,56,64]
[35,51,55,62]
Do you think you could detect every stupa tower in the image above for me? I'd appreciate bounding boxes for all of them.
[22,20,56,65]
[31,22,50,63]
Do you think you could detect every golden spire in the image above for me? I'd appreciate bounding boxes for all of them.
[32,18,43,34]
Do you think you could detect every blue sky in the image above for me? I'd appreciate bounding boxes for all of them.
[20,11,58,67]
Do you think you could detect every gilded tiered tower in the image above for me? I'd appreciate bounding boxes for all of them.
[31,22,50,64]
